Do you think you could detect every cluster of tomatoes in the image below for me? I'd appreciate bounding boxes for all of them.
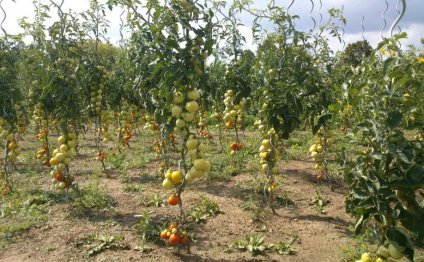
[229,141,243,156]
[358,242,404,262]
[6,138,21,165]
[152,139,162,154]
[96,152,106,161]
[160,223,189,246]
[171,89,200,136]
[198,129,212,140]
[197,110,213,140]
[32,103,52,165]
[222,90,247,130]
[308,128,334,181]
[118,109,135,146]
[162,169,183,190]
[89,83,104,114]
[258,128,279,193]
[222,90,236,129]
[49,134,76,191]
[1,119,21,166]
[101,111,113,142]
[36,145,50,166]
[185,137,211,182]
[33,104,49,133]
[198,111,207,128]
[0,118,11,140]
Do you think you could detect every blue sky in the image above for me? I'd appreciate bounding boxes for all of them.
[1,0,423,51]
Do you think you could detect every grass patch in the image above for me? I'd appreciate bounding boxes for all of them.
[0,187,56,249]
[72,180,116,211]
[0,222,33,249]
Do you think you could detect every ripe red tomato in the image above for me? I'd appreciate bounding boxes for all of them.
[55,173,65,182]
[168,234,180,245]
[230,142,238,150]
[167,195,179,206]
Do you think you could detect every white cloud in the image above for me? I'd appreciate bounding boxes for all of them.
[1,0,422,50]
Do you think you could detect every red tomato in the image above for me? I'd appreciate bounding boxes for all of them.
[55,173,65,182]
[230,142,238,150]
[168,234,180,245]
[167,195,179,206]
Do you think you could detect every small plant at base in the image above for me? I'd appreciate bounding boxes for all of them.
[86,234,129,256]
[187,196,220,223]
[234,235,267,256]
[133,211,161,244]
[310,188,330,214]
[72,180,116,210]
[141,193,166,207]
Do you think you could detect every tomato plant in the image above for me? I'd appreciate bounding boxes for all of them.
[0,35,23,193]
[342,35,424,261]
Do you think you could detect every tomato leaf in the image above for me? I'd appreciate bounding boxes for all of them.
[387,111,403,129]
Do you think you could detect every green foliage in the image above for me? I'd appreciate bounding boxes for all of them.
[341,34,424,261]
[0,38,23,125]
[341,40,373,67]
[86,233,129,256]
[240,195,265,221]
[132,211,161,244]
[233,235,267,256]
[72,180,116,210]
[311,188,330,214]
[140,193,165,207]
[227,234,298,257]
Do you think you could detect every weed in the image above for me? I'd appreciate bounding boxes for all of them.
[187,196,220,223]
[132,210,161,244]
[107,154,126,169]
[341,226,379,262]
[226,234,299,257]
[86,233,129,256]
[275,192,296,208]
[123,183,144,193]
[240,195,265,221]
[140,193,165,207]
[233,235,267,256]
[119,171,131,184]
[310,188,330,214]
[270,235,299,255]
[0,222,33,249]
[72,180,116,210]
